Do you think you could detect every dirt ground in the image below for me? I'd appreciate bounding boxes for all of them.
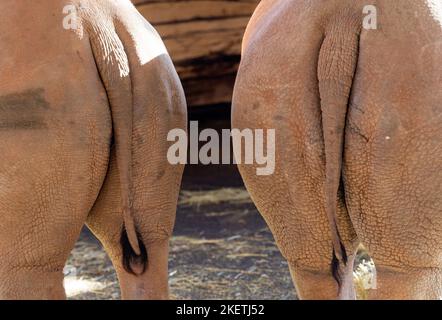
[65,108,374,300]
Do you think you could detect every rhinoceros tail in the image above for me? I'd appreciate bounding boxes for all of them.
[317,19,361,288]
[121,225,148,275]
[85,15,147,275]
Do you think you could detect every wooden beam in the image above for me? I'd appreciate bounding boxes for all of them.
[133,0,259,107]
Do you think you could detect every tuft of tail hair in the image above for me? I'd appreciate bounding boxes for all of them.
[120,226,148,275]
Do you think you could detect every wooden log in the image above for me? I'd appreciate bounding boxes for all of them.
[133,0,259,107]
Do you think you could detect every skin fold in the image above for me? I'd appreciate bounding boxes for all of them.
[232,0,442,299]
[0,0,186,299]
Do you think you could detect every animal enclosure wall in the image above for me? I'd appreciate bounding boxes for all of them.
[132,0,260,107]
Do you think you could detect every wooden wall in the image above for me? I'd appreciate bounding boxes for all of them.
[132,0,260,107]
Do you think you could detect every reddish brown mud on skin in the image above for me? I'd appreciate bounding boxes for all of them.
[233,0,442,300]
[0,0,186,299]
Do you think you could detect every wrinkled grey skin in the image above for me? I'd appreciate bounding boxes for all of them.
[0,0,186,299]
[233,0,442,299]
